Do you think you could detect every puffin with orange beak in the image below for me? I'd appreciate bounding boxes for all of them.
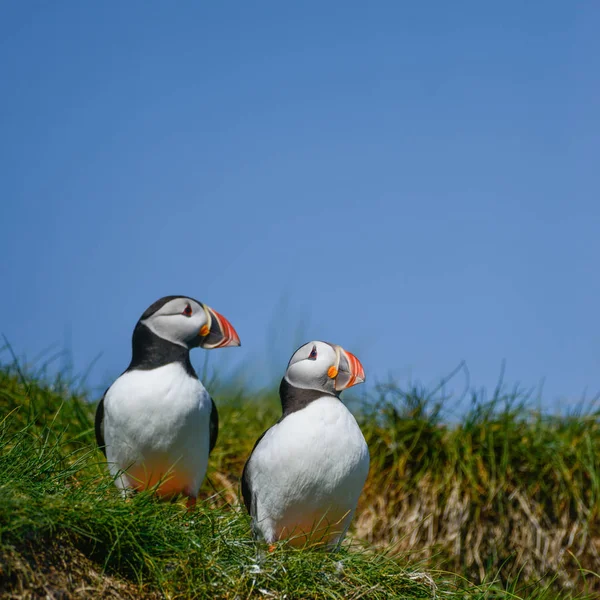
[241,341,369,549]
[95,295,240,507]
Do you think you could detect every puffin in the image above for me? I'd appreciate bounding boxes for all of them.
[241,341,369,549]
[95,295,240,508]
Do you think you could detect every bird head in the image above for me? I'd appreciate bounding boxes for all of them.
[138,295,240,350]
[284,341,365,396]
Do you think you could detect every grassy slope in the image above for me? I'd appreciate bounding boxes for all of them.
[0,362,598,599]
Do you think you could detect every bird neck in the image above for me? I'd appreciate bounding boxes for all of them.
[278,377,336,417]
[128,322,196,375]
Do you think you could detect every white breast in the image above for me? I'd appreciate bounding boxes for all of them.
[247,396,370,547]
[103,362,212,498]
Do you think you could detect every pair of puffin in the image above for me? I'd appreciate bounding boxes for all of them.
[96,295,369,548]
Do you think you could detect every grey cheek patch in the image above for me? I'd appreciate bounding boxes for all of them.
[337,350,350,375]
[333,348,351,391]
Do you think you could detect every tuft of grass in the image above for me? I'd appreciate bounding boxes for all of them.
[351,381,600,594]
[0,360,598,599]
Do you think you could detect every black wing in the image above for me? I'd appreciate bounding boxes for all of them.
[94,390,108,457]
[209,396,219,454]
[241,427,271,516]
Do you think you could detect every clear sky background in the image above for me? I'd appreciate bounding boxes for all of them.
[1,2,598,411]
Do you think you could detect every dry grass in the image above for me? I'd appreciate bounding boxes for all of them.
[0,540,158,599]
[352,383,600,592]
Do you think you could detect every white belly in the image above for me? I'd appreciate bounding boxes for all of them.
[103,363,211,498]
[248,396,370,547]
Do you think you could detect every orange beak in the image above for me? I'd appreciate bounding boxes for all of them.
[200,306,241,349]
[335,347,366,390]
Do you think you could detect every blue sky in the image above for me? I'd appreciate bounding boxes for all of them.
[1,2,598,411]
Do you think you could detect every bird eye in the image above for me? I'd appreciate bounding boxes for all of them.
[308,346,317,360]
[182,304,192,317]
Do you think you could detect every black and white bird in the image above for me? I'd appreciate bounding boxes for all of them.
[241,341,369,549]
[95,295,240,508]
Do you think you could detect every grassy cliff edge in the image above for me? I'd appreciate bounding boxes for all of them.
[0,361,598,599]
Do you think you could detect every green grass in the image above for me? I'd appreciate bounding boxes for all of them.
[0,357,598,599]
